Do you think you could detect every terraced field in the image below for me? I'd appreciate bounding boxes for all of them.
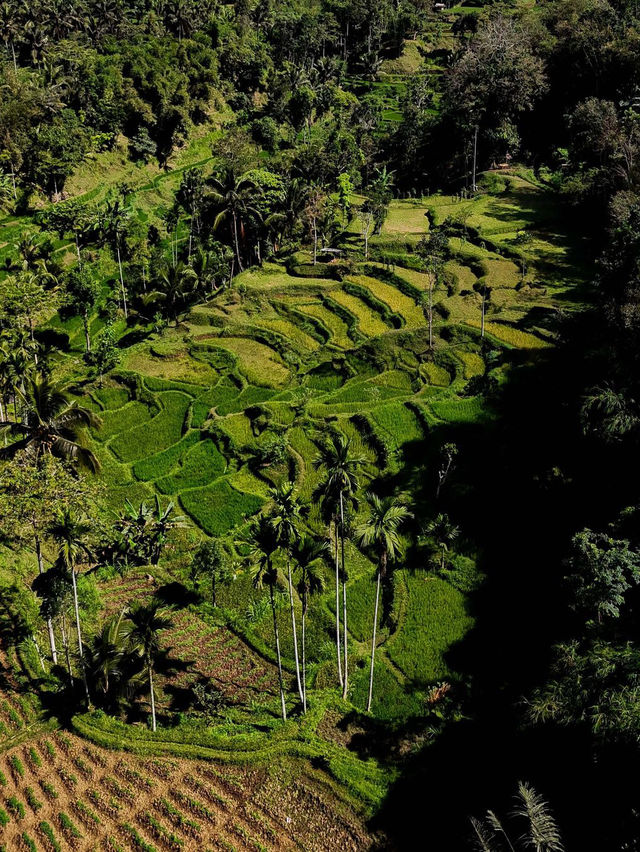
[0,732,368,851]
[46,173,583,722]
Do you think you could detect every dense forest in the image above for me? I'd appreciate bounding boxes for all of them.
[1,0,640,849]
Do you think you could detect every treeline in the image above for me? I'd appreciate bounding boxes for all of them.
[0,0,428,202]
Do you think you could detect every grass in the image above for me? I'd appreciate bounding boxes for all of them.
[156,440,226,494]
[330,290,391,337]
[296,302,352,349]
[205,337,290,387]
[109,392,191,462]
[348,275,424,327]
[465,320,551,349]
[379,202,430,236]
[370,403,423,447]
[132,432,201,481]
[430,397,489,424]
[98,400,153,441]
[387,574,473,684]
[180,480,264,535]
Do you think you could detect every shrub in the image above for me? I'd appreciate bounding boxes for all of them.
[0,807,8,826]
[7,796,25,819]
[39,821,61,851]
[28,747,42,767]
[21,833,37,852]
[25,787,43,812]
[10,755,25,778]
[122,823,158,852]
[59,811,82,838]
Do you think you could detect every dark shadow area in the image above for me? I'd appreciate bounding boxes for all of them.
[368,307,640,850]
[154,581,201,608]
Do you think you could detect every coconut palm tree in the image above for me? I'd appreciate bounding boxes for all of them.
[357,493,412,712]
[84,610,130,706]
[126,600,172,732]
[269,480,305,704]
[0,375,101,470]
[314,432,364,697]
[249,515,287,721]
[100,195,131,318]
[424,513,460,571]
[49,507,93,707]
[208,168,262,273]
[293,536,327,712]
[143,258,198,324]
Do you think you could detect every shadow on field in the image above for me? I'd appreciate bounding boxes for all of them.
[370,310,640,850]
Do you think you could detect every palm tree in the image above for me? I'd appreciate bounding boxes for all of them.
[357,493,412,712]
[208,168,262,273]
[126,600,172,732]
[100,195,131,318]
[144,258,198,324]
[293,536,327,712]
[269,481,305,704]
[249,515,287,721]
[0,376,101,470]
[314,432,364,698]
[265,178,308,248]
[424,513,459,571]
[84,610,130,705]
[49,508,93,707]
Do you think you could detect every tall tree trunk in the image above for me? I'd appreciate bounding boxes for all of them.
[270,584,287,721]
[31,634,45,672]
[117,245,128,319]
[334,519,343,688]
[75,235,81,263]
[148,660,156,732]
[472,124,479,192]
[35,533,57,664]
[232,212,244,272]
[367,567,382,713]
[301,598,307,713]
[83,310,91,353]
[70,567,90,708]
[481,289,486,338]
[313,217,318,265]
[441,545,446,571]
[287,557,304,703]
[341,492,348,701]
[428,278,433,350]
[61,611,73,686]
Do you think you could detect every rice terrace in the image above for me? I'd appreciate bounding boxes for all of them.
[0,0,638,849]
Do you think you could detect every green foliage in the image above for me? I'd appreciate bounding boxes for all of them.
[7,796,25,819]
[565,530,640,623]
[21,833,37,852]
[39,821,61,851]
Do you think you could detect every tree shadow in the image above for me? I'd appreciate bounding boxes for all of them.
[368,312,640,848]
